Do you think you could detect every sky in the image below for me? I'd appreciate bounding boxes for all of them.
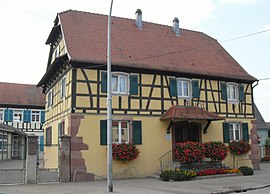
[0,0,269,120]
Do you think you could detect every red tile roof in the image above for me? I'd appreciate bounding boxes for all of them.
[52,10,256,82]
[160,105,224,121]
[0,82,45,107]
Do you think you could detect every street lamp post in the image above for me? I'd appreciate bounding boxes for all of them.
[107,0,114,192]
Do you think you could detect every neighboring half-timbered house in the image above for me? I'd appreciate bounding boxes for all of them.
[0,82,45,160]
[38,10,258,179]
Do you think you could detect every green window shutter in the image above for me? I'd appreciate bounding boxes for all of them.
[223,122,230,143]
[4,109,13,122]
[239,84,245,101]
[242,123,249,141]
[100,120,107,145]
[130,74,138,95]
[220,82,227,100]
[23,110,31,123]
[101,71,107,93]
[133,120,142,145]
[192,80,200,98]
[169,78,177,97]
[41,111,45,123]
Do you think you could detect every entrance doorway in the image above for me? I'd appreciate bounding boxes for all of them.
[173,122,201,146]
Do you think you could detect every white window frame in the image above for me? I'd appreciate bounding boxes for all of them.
[111,72,129,95]
[112,120,130,144]
[60,76,66,99]
[177,78,192,99]
[31,110,40,122]
[0,132,8,152]
[13,109,23,122]
[47,89,53,108]
[0,109,3,123]
[227,82,239,104]
[229,123,242,141]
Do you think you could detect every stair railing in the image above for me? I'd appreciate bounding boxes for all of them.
[159,147,178,171]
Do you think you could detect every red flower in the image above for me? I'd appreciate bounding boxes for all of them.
[112,143,140,162]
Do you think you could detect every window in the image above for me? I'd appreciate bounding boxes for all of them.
[112,121,129,143]
[221,82,244,104]
[45,127,52,146]
[31,110,40,122]
[60,76,66,99]
[177,79,191,98]
[229,123,241,141]
[13,110,23,122]
[170,78,199,99]
[227,83,238,102]
[223,122,249,143]
[112,73,128,95]
[100,120,142,145]
[47,89,54,108]
[0,109,3,122]
[101,72,138,95]
[0,132,8,151]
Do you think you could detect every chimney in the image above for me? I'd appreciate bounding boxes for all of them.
[173,17,180,36]
[135,9,142,30]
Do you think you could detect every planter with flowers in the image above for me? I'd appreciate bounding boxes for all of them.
[228,140,251,156]
[174,141,205,164]
[204,141,228,161]
[112,143,140,163]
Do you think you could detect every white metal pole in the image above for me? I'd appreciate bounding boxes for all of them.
[107,0,113,192]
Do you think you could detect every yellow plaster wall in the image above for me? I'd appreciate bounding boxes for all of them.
[76,114,171,178]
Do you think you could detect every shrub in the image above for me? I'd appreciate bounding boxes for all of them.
[174,141,205,163]
[160,170,171,181]
[228,140,251,155]
[160,169,196,181]
[112,143,140,162]
[204,141,228,161]
[238,166,254,176]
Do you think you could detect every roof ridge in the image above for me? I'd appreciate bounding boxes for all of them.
[58,9,209,36]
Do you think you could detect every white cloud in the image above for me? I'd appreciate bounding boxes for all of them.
[220,0,257,5]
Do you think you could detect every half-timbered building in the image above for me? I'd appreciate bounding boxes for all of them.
[0,82,45,160]
[38,10,259,179]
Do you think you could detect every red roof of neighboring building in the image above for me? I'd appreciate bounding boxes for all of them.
[50,10,256,82]
[160,105,224,121]
[0,82,45,108]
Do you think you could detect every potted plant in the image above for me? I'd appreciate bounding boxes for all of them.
[204,141,228,161]
[112,143,140,162]
[228,140,251,155]
[174,141,205,163]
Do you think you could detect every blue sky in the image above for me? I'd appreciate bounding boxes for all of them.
[0,0,269,120]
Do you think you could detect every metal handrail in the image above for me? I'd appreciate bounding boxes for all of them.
[159,147,178,171]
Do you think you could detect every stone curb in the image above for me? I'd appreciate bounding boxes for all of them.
[211,184,270,194]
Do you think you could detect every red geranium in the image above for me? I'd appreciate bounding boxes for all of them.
[228,140,251,155]
[112,143,140,162]
[174,141,205,163]
[204,141,228,161]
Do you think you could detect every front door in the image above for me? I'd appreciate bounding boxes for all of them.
[173,122,201,145]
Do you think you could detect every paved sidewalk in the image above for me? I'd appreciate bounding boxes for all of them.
[0,163,270,194]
